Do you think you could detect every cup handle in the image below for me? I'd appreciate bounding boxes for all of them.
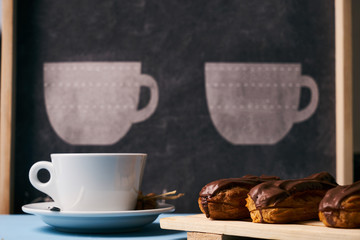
[294,75,319,123]
[132,74,159,123]
[29,161,58,203]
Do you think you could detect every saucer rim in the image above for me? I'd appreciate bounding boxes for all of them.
[22,201,175,217]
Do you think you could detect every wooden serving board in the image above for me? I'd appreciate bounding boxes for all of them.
[160,214,360,240]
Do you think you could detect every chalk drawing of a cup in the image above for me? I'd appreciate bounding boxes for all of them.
[205,63,319,145]
[44,62,159,145]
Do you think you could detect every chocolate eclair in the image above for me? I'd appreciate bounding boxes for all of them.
[319,180,360,228]
[245,172,337,223]
[198,175,280,220]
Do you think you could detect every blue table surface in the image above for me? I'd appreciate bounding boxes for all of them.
[0,213,189,240]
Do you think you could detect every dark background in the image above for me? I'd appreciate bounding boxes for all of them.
[13,0,336,213]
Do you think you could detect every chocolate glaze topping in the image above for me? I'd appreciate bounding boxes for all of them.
[304,171,338,185]
[199,175,280,198]
[248,172,337,208]
[199,175,280,218]
[319,180,360,211]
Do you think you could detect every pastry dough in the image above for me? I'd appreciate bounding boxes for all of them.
[246,172,337,223]
[319,180,360,228]
[198,175,279,220]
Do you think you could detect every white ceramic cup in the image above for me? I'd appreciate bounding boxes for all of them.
[29,153,147,212]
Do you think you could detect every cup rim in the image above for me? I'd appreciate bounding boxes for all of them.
[50,153,147,157]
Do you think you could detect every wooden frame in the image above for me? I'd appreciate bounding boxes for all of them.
[335,0,353,185]
[0,0,15,214]
[0,0,354,214]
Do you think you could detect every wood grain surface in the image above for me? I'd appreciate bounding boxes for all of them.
[160,214,360,240]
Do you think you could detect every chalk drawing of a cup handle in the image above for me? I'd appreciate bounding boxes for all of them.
[294,75,319,123]
[132,74,159,123]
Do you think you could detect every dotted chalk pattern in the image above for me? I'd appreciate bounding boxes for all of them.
[205,64,301,72]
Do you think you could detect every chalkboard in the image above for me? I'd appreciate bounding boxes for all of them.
[13,0,335,213]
